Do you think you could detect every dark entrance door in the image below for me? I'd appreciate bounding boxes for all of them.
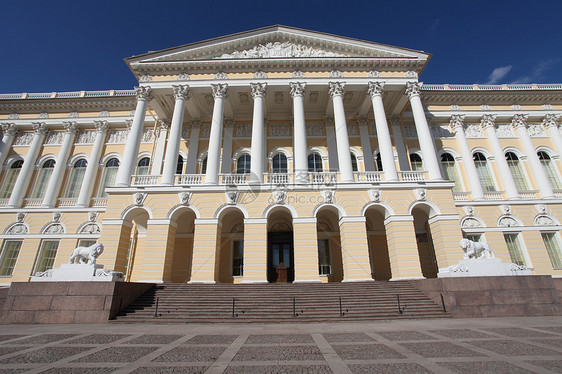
[268,231,294,283]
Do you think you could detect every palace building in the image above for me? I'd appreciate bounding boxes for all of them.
[1,25,561,286]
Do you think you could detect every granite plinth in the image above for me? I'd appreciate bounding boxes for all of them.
[30,264,124,282]
[438,257,532,278]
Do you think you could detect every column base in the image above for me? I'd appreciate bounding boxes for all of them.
[240,280,269,284]
[389,276,425,281]
[187,280,217,284]
[292,279,322,284]
[159,182,173,187]
[342,278,374,283]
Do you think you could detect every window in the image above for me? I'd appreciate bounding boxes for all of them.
[33,240,59,275]
[0,240,22,276]
[176,155,184,175]
[440,153,461,192]
[232,240,243,276]
[542,232,562,268]
[200,156,207,174]
[65,159,87,198]
[505,152,529,191]
[410,153,423,171]
[375,152,383,172]
[136,157,150,175]
[31,159,55,199]
[0,160,23,199]
[504,233,526,266]
[538,151,561,189]
[236,154,251,174]
[318,239,332,275]
[272,153,288,173]
[99,158,120,197]
[351,153,358,172]
[473,152,496,191]
[308,153,323,172]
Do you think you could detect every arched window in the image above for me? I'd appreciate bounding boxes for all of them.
[31,159,56,199]
[351,153,358,172]
[375,152,383,172]
[473,152,495,191]
[99,158,120,197]
[410,153,423,171]
[136,157,150,176]
[538,151,561,189]
[272,153,288,173]
[440,153,461,192]
[200,156,207,174]
[308,153,323,172]
[0,160,23,199]
[65,159,87,198]
[505,152,529,191]
[236,154,251,174]
[176,155,184,175]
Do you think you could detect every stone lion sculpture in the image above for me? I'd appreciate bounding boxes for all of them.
[68,243,104,265]
[459,238,494,259]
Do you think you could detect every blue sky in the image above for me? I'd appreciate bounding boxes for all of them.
[1,0,561,93]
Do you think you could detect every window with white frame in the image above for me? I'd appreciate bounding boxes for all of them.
[440,153,462,192]
[98,158,120,197]
[199,156,207,174]
[473,152,496,191]
[318,239,332,275]
[350,153,358,172]
[0,160,23,199]
[232,240,243,276]
[0,240,23,276]
[505,152,529,191]
[136,157,150,175]
[65,159,87,198]
[272,153,288,173]
[503,233,526,266]
[31,159,55,199]
[409,153,423,171]
[33,240,59,275]
[538,151,561,189]
[236,154,251,174]
[308,153,323,172]
[541,232,562,268]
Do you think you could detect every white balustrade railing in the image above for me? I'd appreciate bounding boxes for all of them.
[0,199,9,207]
[266,173,293,184]
[58,198,78,207]
[453,192,470,201]
[220,174,249,184]
[91,197,108,207]
[554,190,562,198]
[354,171,383,182]
[176,174,203,185]
[483,191,504,200]
[309,172,337,185]
[519,190,539,200]
[398,171,426,181]
[131,175,159,186]
[23,198,43,207]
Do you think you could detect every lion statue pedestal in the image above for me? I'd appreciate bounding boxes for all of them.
[438,239,532,278]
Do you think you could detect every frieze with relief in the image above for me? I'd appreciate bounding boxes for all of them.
[269,122,291,137]
[45,131,64,145]
[75,130,95,144]
[141,128,155,143]
[431,125,453,138]
[404,125,418,139]
[527,124,547,137]
[216,42,348,59]
[464,124,484,138]
[496,124,515,137]
[306,122,324,136]
[234,123,251,137]
[14,132,32,146]
[107,130,127,144]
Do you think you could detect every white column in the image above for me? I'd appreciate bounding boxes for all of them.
[368,82,398,181]
[543,114,562,157]
[405,82,443,180]
[115,86,152,187]
[389,116,409,171]
[513,114,554,199]
[150,120,169,175]
[324,118,339,172]
[250,83,266,183]
[8,122,47,208]
[290,82,308,182]
[481,114,519,200]
[161,85,189,186]
[221,119,234,174]
[358,117,375,172]
[0,123,17,169]
[41,121,77,207]
[450,115,484,200]
[205,84,227,184]
[328,82,354,183]
[185,120,200,174]
[76,121,108,207]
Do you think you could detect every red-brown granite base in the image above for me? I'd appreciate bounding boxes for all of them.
[0,281,153,324]
[410,275,562,318]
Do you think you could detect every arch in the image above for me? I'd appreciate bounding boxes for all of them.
[268,147,293,161]
[121,204,153,221]
[76,221,101,234]
[167,204,201,221]
[36,154,57,166]
[40,222,66,235]
[3,222,29,235]
[361,201,395,219]
[307,146,328,159]
[460,215,486,229]
[534,214,559,226]
[197,149,208,162]
[503,146,526,159]
[408,200,441,218]
[232,147,251,161]
[536,145,557,158]
[214,204,249,220]
[263,203,298,219]
[471,147,493,159]
[312,202,346,219]
[437,147,461,160]
[100,152,122,165]
[67,153,89,166]
[136,152,151,162]
[497,214,523,228]
[3,155,23,168]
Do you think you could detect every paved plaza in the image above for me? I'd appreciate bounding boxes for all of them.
[0,316,561,373]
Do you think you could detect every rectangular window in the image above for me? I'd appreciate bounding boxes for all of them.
[232,240,243,277]
[504,233,526,266]
[318,239,332,275]
[0,240,23,276]
[33,240,59,275]
[475,162,496,191]
[542,232,562,268]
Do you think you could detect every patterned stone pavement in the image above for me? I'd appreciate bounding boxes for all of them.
[0,316,561,373]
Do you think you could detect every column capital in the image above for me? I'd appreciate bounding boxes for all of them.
[389,115,401,127]
[31,122,48,135]
[135,86,153,102]
[367,81,384,98]
[542,113,559,128]
[357,116,369,127]
[328,82,345,98]
[324,116,334,126]
[289,82,306,98]
[1,123,17,136]
[157,120,170,131]
[449,114,465,134]
[405,82,421,98]
[94,120,109,134]
[191,119,202,128]
[62,121,78,134]
[480,114,497,129]
[250,82,267,98]
[172,84,190,100]
[211,83,228,99]
[512,113,528,130]
[224,118,235,128]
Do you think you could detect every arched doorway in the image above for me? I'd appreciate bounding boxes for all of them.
[267,208,294,283]
[169,208,197,283]
[315,206,343,282]
[117,207,149,281]
[217,208,245,283]
[364,206,392,280]
[411,204,438,278]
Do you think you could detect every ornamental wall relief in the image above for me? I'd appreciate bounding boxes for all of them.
[527,124,547,137]
[75,130,95,144]
[464,124,484,138]
[268,122,291,137]
[45,131,64,145]
[216,42,347,59]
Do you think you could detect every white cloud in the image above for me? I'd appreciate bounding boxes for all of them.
[486,65,512,84]
[511,59,555,84]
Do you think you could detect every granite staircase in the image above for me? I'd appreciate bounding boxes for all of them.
[114,281,449,323]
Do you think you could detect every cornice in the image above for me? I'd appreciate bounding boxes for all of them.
[421,88,562,104]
